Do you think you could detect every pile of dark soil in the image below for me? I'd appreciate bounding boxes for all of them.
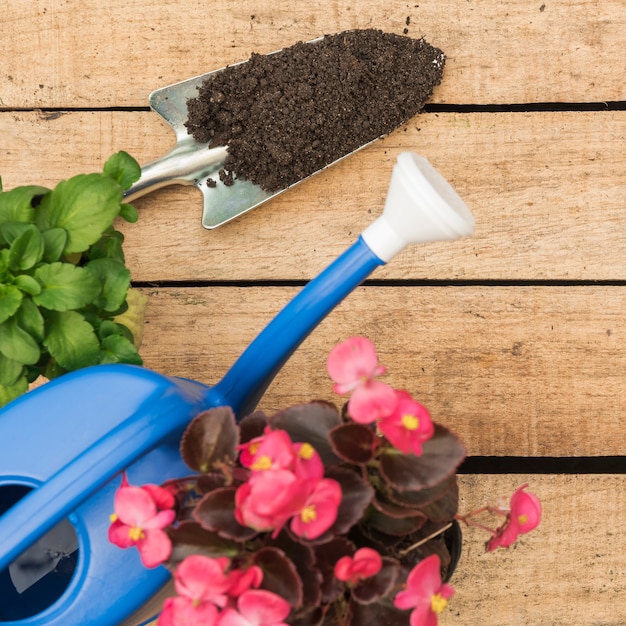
[185,29,445,192]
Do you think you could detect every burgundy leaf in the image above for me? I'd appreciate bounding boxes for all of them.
[180,407,239,473]
[328,423,376,464]
[312,536,355,603]
[366,506,427,536]
[416,478,459,521]
[253,546,304,608]
[387,474,456,508]
[165,520,239,566]
[379,424,466,492]
[269,401,342,465]
[238,410,268,443]
[272,532,322,608]
[193,487,257,541]
[349,597,409,626]
[325,467,375,536]
[352,557,399,604]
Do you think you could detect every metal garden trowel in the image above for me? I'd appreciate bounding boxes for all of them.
[0,153,474,625]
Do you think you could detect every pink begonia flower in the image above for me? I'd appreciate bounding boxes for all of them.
[227,565,264,597]
[246,429,296,472]
[218,589,291,626]
[334,547,383,583]
[487,484,542,551]
[158,555,233,626]
[326,336,397,424]
[377,390,435,456]
[235,469,309,536]
[292,442,324,481]
[394,554,454,626]
[108,477,176,568]
[290,478,342,540]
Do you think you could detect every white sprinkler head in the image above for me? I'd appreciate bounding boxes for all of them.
[361,152,475,262]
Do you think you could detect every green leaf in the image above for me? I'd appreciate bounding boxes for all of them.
[0,375,29,408]
[34,173,123,254]
[0,351,25,386]
[100,333,142,365]
[8,225,44,270]
[0,316,40,364]
[85,257,130,311]
[33,262,100,311]
[0,221,32,247]
[103,151,141,191]
[14,274,41,296]
[41,228,68,263]
[43,310,100,370]
[0,185,49,224]
[87,228,125,263]
[118,203,138,223]
[15,298,45,342]
[0,284,23,324]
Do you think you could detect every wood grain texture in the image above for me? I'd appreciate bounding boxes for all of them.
[137,285,626,457]
[1,0,625,108]
[122,474,626,626]
[1,110,626,281]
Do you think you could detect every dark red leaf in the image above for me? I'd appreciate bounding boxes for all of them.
[378,424,466,492]
[325,466,375,536]
[269,401,342,465]
[352,557,399,604]
[349,597,409,626]
[238,410,268,443]
[329,423,376,464]
[312,536,355,603]
[193,487,257,541]
[180,406,239,473]
[253,547,303,608]
[165,520,239,566]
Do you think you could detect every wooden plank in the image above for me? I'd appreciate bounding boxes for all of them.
[2,110,626,282]
[138,285,626,457]
[1,1,625,108]
[121,475,626,626]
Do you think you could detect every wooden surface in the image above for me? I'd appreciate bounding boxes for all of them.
[2,1,626,624]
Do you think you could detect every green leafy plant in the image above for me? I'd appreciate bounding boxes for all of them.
[0,151,146,407]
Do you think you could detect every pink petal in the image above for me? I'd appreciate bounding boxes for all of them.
[114,485,157,527]
[292,443,324,481]
[394,555,441,610]
[218,608,251,626]
[159,596,219,626]
[142,483,176,510]
[347,381,397,424]
[237,589,291,625]
[136,528,172,568]
[175,555,232,604]
[228,565,264,596]
[143,508,176,530]
[108,520,135,549]
[510,487,542,533]
[407,603,435,626]
[326,337,382,388]
[290,478,342,539]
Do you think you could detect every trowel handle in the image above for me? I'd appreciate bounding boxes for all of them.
[124,142,229,202]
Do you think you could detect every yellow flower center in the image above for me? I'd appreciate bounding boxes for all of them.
[109,513,118,523]
[401,414,420,431]
[249,442,260,455]
[299,443,315,460]
[518,514,528,524]
[431,593,448,614]
[301,505,317,524]
[251,455,272,471]
[128,526,145,542]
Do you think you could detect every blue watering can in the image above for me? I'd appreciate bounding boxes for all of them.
[0,153,474,625]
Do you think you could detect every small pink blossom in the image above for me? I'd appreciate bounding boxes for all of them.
[290,478,342,540]
[218,589,291,626]
[334,547,383,583]
[227,565,264,597]
[108,476,176,568]
[326,336,397,424]
[246,429,297,473]
[487,484,542,551]
[378,390,435,456]
[235,469,309,536]
[394,554,454,626]
[292,442,324,481]
[158,555,234,626]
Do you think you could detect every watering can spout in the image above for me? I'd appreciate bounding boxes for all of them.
[0,152,474,626]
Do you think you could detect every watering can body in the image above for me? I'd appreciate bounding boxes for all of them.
[0,153,475,625]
